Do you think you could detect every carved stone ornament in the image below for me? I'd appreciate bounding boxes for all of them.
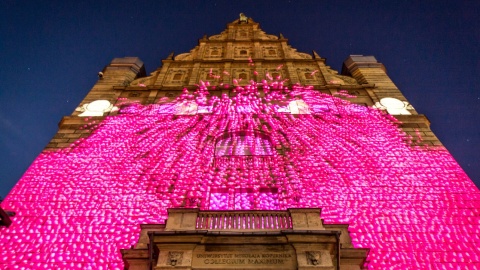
[167,251,183,266]
[239,13,248,23]
[306,251,321,265]
[373,97,413,115]
[76,100,118,117]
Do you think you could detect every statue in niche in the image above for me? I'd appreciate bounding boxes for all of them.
[167,251,183,266]
[306,251,321,265]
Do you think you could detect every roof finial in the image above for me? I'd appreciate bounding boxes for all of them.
[239,13,248,24]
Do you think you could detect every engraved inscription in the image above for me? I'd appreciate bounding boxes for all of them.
[193,252,296,269]
[196,253,293,265]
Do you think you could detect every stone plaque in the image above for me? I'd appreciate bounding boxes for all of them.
[192,245,296,269]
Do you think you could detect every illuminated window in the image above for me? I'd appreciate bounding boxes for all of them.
[215,131,273,156]
[173,73,182,80]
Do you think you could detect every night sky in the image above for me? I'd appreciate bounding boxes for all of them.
[0,1,479,198]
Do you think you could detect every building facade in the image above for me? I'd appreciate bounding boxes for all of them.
[1,15,480,269]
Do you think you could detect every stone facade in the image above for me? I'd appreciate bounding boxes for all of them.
[48,16,440,151]
[1,14,479,270]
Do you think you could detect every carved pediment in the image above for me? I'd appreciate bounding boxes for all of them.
[208,16,279,41]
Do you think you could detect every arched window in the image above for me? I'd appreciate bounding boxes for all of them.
[210,50,219,56]
[215,131,273,156]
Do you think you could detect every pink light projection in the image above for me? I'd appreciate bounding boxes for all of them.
[1,77,480,269]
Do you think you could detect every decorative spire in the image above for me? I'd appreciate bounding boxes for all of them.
[312,50,321,59]
[166,52,174,60]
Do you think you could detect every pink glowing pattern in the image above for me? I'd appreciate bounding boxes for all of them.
[1,78,480,269]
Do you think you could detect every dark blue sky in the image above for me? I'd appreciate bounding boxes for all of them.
[0,1,479,198]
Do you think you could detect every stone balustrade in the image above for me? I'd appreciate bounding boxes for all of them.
[196,210,292,230]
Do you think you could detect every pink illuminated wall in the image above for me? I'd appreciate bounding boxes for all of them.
[1,79,480,269]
